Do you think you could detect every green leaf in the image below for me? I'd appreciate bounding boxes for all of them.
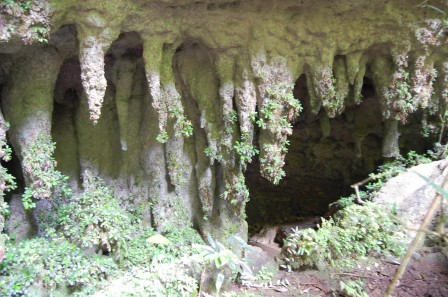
[414,171,448,200]
[215,273,225,293]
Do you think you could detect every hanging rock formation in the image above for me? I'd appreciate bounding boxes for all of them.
[0,0,448,244]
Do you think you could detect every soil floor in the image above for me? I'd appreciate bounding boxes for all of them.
[229,247,448,297]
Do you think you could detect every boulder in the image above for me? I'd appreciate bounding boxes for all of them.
[375,160,448,238]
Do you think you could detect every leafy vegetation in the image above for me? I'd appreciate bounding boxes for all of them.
[0,136,16,203]
[58,174,133,255]
[121,226,204,269]
[221,174,250,208]
[0,0,32,16]
[340,279,368,297]
[195,235,254,294]
[156,98,193,144]
[168,103,193,138]
[21,134,70,209]
[282,202,407,270]
[288,150,435,271]
[0,0,49,43]
[365,150,432,194]
[234,134,259,166]
[254,81,302,184]
[0,238,117,297]
[80,227,207,297]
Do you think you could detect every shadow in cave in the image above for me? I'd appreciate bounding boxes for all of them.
[245,74,385,246]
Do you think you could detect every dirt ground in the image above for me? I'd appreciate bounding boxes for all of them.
[229,247,448,297]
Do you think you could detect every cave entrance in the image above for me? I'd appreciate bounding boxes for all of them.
[245,74,385,244]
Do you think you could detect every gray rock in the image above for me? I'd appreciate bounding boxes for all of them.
[5,194,35,241]
[375,160,448,240]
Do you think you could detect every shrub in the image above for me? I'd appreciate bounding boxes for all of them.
[21,134,70,209]
[58,174,133,254]
[121,226,204,268]
[94,227,205,297]
[0,238,117,296]
[282,202,407,270]
[93,261,199,297]
[364,151,432,194]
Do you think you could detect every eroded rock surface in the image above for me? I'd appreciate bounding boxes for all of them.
[0,0,447,243]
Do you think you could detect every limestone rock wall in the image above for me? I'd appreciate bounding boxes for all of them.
[0,0,448,240]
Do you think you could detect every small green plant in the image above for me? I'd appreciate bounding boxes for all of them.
[224,109,238,124]
[340,280,368,297]
[58,174,134,254]
[221,174,250,207]
[259,144,285,185]
[155,102,193,143]
[234,135,259,166]
[168,102,193,138]
[30,26,49,43]
[0,238,117,296]
[1,0,49,43]
[21,134,70,209]
[0,202,10,218]
[366,151,431,193]
[156,130,169,143]
[0,141,16,202]
[120,226,203,268]
[282,202,407,270]
[195,235,253,294]
[204,146,223,163]
[0,0,33,16]
[241,265,274,287]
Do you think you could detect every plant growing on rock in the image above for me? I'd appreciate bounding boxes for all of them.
[0,143,16,203]
[0,0,49,43]
[58,173,133,254]
[0,238,117,296]
[168,103,193,138]
[0,119,15,263]
[233,133,259,166]
[21,134,70,209]
[282,202,407,270]
[221,174,250,209]
[195,235,253,295]
[384,70,416,123]
[252,56,302,185]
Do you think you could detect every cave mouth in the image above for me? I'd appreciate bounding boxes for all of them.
[245,74,386,243]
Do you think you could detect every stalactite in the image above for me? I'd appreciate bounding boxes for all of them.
[143,40,164,131]
[370,55,395,120]
[310,64,340,118]
[306,69,322,114]
[234,56,257,146]
[215,53,239,170]
[352,59,367,105]
[113,56,138,151]
[252,53,299,184]
[411,54,436,111]
[78,21,119,124]
[333,56,350,112]
[383,118,401,158]
[172,41,223,224]
[2,48,61,156]
[346,52,363,85]
[1,47,62,232]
